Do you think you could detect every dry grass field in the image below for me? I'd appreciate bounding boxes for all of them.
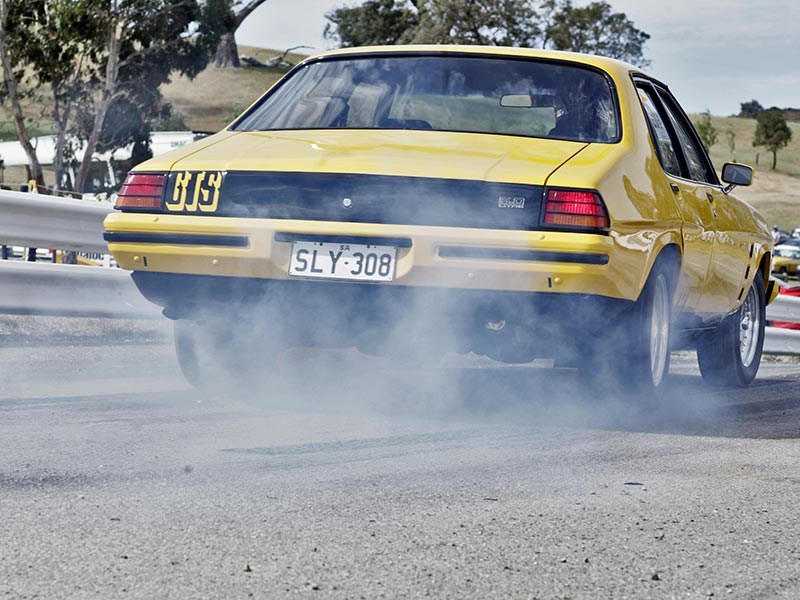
[734,169,800,230]
[160,46,306,132]
[0,47,302,140]
[690,114,800,177]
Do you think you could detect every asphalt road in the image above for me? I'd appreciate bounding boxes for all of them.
[2,323,800,599]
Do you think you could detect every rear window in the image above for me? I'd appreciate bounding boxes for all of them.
[233,54,620,143]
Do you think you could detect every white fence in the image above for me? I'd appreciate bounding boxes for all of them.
[2,188,800,352]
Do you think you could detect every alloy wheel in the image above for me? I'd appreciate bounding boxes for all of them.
[739,285,762,368]
[649,274,670,386]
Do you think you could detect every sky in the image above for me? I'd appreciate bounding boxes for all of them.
[236,0,800,116]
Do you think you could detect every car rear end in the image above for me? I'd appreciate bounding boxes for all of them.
[104,48,646,363]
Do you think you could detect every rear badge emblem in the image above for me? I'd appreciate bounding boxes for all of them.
[498,196,526,209]
[342,197,353,208]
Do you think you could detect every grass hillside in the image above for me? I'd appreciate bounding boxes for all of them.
[160,46,307,132]
[687,115,800,228]
[689,114,800,177]
[0,47,302,141]
[0,46,301,184]
[734,169,800,229]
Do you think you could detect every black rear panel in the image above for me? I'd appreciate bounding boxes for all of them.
[163,171,543,230]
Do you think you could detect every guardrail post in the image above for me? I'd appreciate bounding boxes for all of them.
[25,179,40,262]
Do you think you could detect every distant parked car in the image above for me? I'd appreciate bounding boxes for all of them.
[772,246,800,276]
[776,238,800,249]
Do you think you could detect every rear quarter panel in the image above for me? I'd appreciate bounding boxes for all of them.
[544,65,684,305]
[548,61,771,315]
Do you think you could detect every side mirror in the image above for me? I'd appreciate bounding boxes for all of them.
[721,163,753,192]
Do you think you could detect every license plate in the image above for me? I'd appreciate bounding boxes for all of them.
[288,241,397,282]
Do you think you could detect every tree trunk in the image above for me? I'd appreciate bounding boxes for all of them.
[75,20,122,193]
[0,0,45,188]
[214,0,272,68]
[213,33,240,68]
[772,150,777,170]
[53,95,72,192]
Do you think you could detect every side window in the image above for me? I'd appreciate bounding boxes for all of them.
[637,87,681,177]
[657,91,718,185]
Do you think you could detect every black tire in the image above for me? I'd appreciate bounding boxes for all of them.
[697,270,765,388]
[173,319,223,388]
[578,257,675,400]
[173,318,279,390]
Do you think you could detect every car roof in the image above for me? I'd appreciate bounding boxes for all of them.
[303,45,647,82]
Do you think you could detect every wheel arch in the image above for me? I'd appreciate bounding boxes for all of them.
[638,233,683,300]
[759,249,778,305]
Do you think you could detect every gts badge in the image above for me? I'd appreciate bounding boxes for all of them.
[498,196,526,209]
[166,171,224,213]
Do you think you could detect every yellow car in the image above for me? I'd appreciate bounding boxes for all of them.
[771,246,800,277]
[104,45,773,397]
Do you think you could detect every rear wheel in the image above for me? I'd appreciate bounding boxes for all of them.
[697,271,765,388]
[578,257,674,400]
[174,319,227,389]
[173,318,280,390]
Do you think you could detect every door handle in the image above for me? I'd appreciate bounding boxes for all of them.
[670,183,680,193]
[706,192,714,202]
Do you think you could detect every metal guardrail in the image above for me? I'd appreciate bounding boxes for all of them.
[764,293,800,322]
[765,294,800,355]
[0,260,160,318]
[0,188,160,318]
[0,188,112,252]
[764,327,800,355]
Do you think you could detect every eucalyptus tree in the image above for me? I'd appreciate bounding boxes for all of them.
[754,108,792,170]
[324,0,650,67]
[0,0,220,192]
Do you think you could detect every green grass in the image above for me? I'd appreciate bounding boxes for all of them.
[0,119,53,141]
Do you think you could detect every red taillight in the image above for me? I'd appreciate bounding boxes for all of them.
[115,173,165,209]
[543,189,609,229]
